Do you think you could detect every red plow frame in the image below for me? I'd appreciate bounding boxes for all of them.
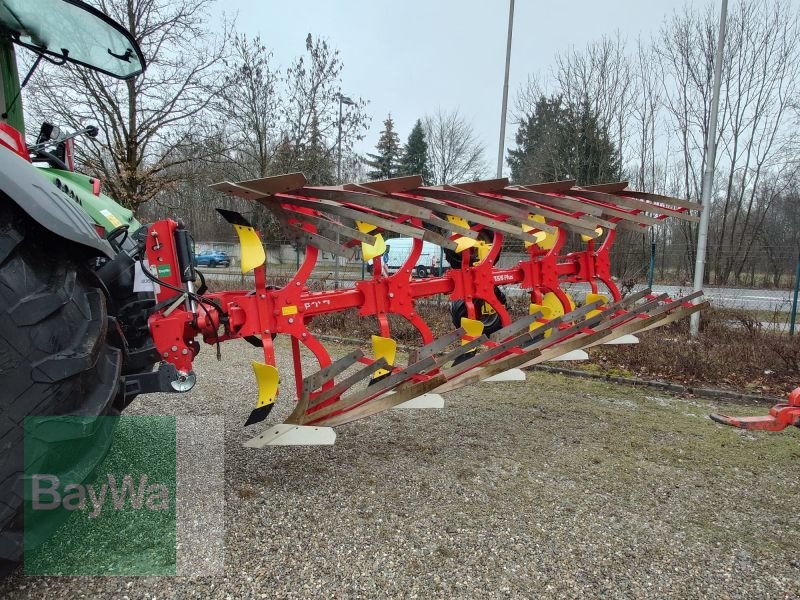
[142,173,748,444]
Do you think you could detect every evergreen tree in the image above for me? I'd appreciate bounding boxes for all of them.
[301,111,335,185]
[271,136,296,176]
[565,97,622,185]
[365,115,401,180]
[397,119,431,183]
[507,95,621,186]
[507,96,570,184]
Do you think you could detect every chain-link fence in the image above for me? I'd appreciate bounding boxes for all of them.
[195,239,800,334]
[194,240,372,287]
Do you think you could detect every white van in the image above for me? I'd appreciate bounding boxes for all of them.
[382,237,444,277]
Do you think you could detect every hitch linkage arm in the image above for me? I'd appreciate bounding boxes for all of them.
[710,388,800,432]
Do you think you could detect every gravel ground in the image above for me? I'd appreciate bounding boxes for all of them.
[3,337,800,598]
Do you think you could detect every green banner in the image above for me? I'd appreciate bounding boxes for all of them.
[24,416,177,576]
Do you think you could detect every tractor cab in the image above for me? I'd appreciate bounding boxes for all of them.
[0,0,144,144]
[0,0,145,233]
[0,0,144,79]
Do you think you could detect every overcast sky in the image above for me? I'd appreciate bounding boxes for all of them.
[218,0,713,172]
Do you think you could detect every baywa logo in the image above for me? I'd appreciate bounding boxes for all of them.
[31,473,171,519]
[24,415,177,576]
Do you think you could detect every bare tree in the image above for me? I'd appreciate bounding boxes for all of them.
[656,0,800,285]
[512,74,545,126]
[553,33,633,169]
[610,39,665,280]
[713,0,800,284]
[510,2,800,286]
[629,39,663,192]
[280,34,369,184]
[423,108,486,184]
[25,0,229,212]
[760,182,800,287]
[656,3,724,278]
[217,33,369,186]
[136,133,253,242]
[220,34,281,179]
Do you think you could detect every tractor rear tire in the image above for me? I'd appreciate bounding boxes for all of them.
[0,202,121,575]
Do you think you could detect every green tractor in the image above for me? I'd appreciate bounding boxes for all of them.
[0,0,158,572]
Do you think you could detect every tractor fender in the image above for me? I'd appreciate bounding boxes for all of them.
[0,146,114,258]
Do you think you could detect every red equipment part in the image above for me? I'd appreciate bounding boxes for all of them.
[145,218,199,375]
[0,122,30,161]
[710,388,800,432]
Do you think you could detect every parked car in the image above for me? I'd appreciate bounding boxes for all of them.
[194,249,231,268]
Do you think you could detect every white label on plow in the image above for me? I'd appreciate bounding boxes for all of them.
[604,334,640,345]
[133,260,156,293]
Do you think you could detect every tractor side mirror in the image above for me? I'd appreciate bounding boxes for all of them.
[36,122,62,145]
[36,121,62,144]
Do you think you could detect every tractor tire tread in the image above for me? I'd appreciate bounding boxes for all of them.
[0,201,121,575]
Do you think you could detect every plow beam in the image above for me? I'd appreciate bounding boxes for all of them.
[432,307,607,395]
[301,337,488,425]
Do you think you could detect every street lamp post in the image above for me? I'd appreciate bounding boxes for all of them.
[336,93,355,182]
[335,93,355,288]
[496,0,515,178]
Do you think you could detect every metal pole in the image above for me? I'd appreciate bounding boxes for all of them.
[496,0,515,179]
[333,94,355,289]
[690,0,728,337]
[790,250,800,336]
[335,95,343,289]
[438,246,445,305]
[648,230,656,290]
[336,95,343,182]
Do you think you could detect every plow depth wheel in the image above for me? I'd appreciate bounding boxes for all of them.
[443,228,501,269]
[449,287,508,366]
[449,287,508,336]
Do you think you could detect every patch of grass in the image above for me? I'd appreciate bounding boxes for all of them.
[604,366,635,378]
[495,371,800,553]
